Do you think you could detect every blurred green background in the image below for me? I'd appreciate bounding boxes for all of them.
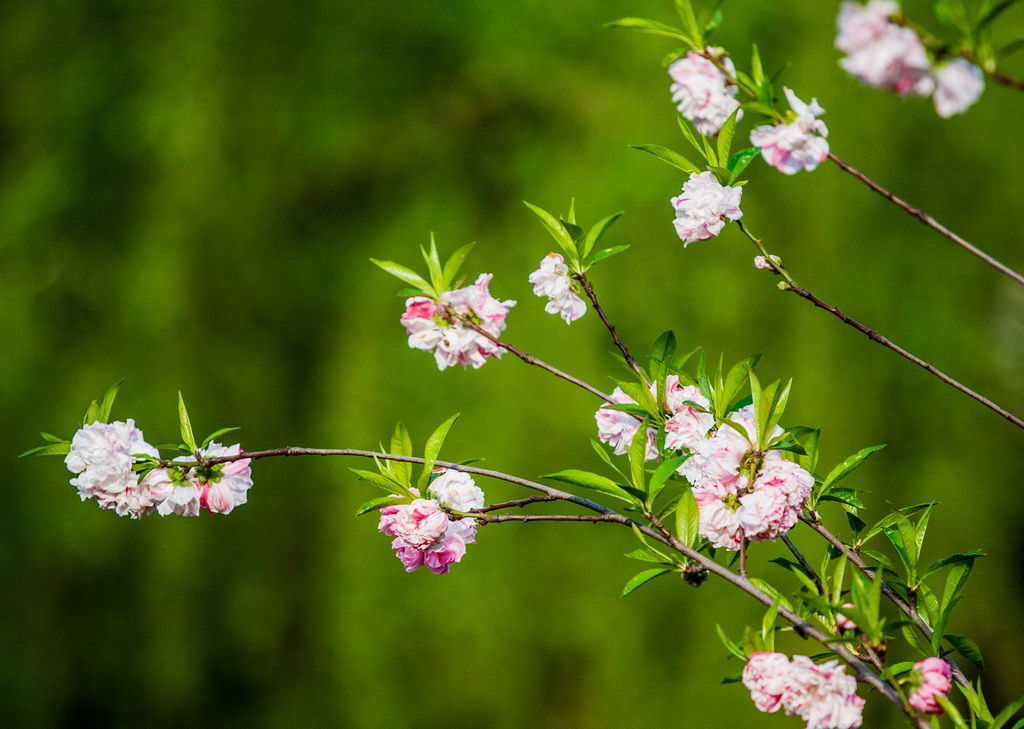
[3,0,1023,727]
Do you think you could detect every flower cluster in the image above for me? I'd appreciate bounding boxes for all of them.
[743,652,865,729]
[906,657,952,715]
[750,88,830,175]
[835,0,984,117]
[528,253,586,323]
[668,49,742,136]
[401,274,516,370]
[64,421,252,518]
[671,171,743,245]
[595,376,712,460]
[378,469,484,575]
[679,408,812,550]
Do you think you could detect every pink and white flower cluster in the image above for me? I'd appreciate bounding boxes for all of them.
[595,376,713,460]
[743,652,864,729]
[906,657,952,715]
[528,253,586,323]
[671,171,743,245]
[750,89,830,175]
[668,49,742,136]
[377,469,483,575]
[400,274,516,370]
[836,1,984,117]
[680,408,812,550]
[64,421,252,518]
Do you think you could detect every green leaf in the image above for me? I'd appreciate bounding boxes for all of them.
[590,439,625,478]
[941,558,977,615]
[935,693,969,729]
[718,353,760,417]
[651,454,688,492]
[901,623,932,657]
[83,399,100,426]
[201,427,241,449]
[370,258,434,294]
[624,548,672,564]
[715,623,747,661]
[604,17,692,44]
[523,201,577,259]
[769,558,821,595]
[98,380,122,423]
[543,469,637,505]
[390,422,414,485]
[622,567,672,597]
[628,421,650,493]
[673,0,702,46]
[820,445,886,493]
[727,147,760,184]
[630,144,702,174]
[355,495,408,516]
[750,43,764,86]
[676,115,707,160]
[441,242,475,290]
[978,0,1020,31]
[818,488,866,509]
[350,468,403,494]
[418,414,460,489]
[581,211,623,262]
[715,108,739,167]
[20,442,72,457]
[922,550,985,581]
[592,245,630,263]
[675,488,700,548]
[178,392,197,453]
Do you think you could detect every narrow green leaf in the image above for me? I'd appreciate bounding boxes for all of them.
[923,551,986,581]
[673,0,702,46]
[715,624,747,660]
[628,420,650,493]
[901,623,932,657]
[932,596,960,654]
[761,599,780,645]
[390,422,413,485]
[83,399,100,426]
[820,445,886,493]
[178,392,197,452]
[622,567,672,597]
[675,488,700,548]
[941,558,976,614]
[355,495,408,516]
[592,245,630,263]
[630,144,701,174]
[769,558,820,595]
[624,548,672,564]
[20,442,72,457]
[818,488,866,509]
[590,439,625,477]
[201,427,241,448]
[651,454,689,492]
[727,147,760,184]
[715,108,739,167]
[441,242,475,290]
[350,468,403,494]
[750,43,764,85]
[419,414,460,489]
[676,115,707,160]
[604,17,691,43]
[370,258,434,294]
[523,201,577,259]
[98,380,122,423]
[581,211,623,262]
[543,469,636,504]
[935,693,969,729]
[977,0,1020,32]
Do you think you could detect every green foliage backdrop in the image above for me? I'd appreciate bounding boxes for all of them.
[2,1,1022,727]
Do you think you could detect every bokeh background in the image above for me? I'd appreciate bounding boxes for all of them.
[3,0,1023,727]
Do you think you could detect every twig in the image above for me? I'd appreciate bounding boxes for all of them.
[573,272,642,375]
[738,222,1024,431]
[446,307,613,402]
[472,513,618,524]
[800,514,970,690]
[183,445,924,721]
[990,69,1024,92]
[782,534,824,595]
[472,495,563,512]
[828,152,1024,287]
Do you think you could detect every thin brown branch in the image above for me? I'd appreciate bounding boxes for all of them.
[783,280,1024,431]
[472,513,619,524]
[472,495,563,512]
[828,152,1024,287]
[573,272,642,375]
[782,534,825,595]
[990,69,1024,92]
[186,446,922,720]
[799,514,970,690]
[446,307,613,402]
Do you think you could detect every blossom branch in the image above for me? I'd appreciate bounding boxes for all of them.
[472,495,564,512]
[471,513,621,524]
[799,514,970,690]
[989,69,1024,92]
[828,152,1024,287]
[446,307,614,402]
[572,272,642,375]
[738,221,1024,430]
